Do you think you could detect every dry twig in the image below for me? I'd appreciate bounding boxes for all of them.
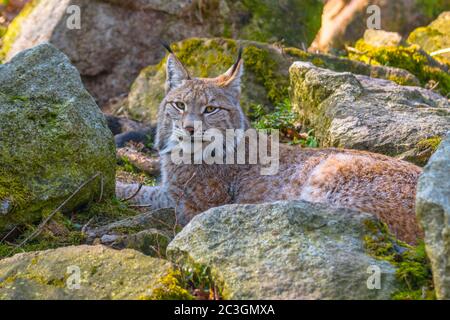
[10,173,102,255]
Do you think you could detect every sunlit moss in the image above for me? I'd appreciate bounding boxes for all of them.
[363,220,435,300]
[238,0,323,46]
[349,40,450,96]
[143,269,194,300]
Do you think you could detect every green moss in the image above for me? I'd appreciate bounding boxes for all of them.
[404,136,444,166]
[0,25,6,38]
[285,46,420,87]
[252,99,298,129]
[0,212,86,259]
[169,38,289,112]
[238,0,323,46]
[407,12,450,67]
[416,136,442,153]
[79,197,141,223]
[243,45,289,105]
[0,91,116,231]
[363,220,435,300]
[349,40,450,96]
[0,273,67,289]
[144,269,194,300]
[416,0,449,19]
[161,251,227,300]
[0,196,143,259]
[0,167,31,213]
[0,0,40,61]
[173,38,237,78]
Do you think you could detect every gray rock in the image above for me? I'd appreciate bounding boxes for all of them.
[116,38,419,123]
[1,0,324,106]
[363,29,404,47]
[0,245,173,299]
[416,132,450,300]
[109,229,172,258]
[168,201,401,299]
[290,61,450,166]
[86,208,177,240]
[0,43,116,232]
[87,208,177,257]
[408,11,450,66]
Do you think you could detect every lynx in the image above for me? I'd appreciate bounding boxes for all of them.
[116,46,423,244]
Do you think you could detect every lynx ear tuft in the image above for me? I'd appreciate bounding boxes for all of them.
[218,47,244,98]
[163,42,190,93]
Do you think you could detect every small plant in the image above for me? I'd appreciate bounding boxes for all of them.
[252,99,298,132]
[144,262,223,300]
[363,220,435,300]
[146,269,194,300]
[289,129,319,148]
[252,99,319,147]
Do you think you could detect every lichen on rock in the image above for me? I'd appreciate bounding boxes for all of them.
[168,201,402,300]
[116,37,421,123]
[416,132,450,300]
[408,11,450,66]
[0,43,116,233]
[0,245,174,299]
[349,30,450,96]
[289,61,449,165]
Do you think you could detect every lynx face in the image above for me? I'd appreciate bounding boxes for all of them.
[155,49,248,158]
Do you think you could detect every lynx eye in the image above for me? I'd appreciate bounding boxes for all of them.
[171,101,185,111]
[204,106,218,114]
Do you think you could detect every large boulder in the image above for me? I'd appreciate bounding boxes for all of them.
[309,0,450,53]
[115,37,419,123]
[416,132,450,300]
[0,0,324,106]
[349,30,450,96]
[0,245,174,299]
[408,11,450,66]
[86,208,178,257]
[290,61,450,166]
[168,201,402,300]
[0,43,116,232]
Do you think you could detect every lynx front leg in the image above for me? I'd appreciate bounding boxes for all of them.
[115,182,174,209]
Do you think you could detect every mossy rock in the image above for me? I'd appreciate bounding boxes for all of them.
[0,0,323,106]
[168,201,402,299]
[363,220,435,300]
[229,0,323,46]
[408,11,450,66]
[416,133,450,299]
[289,61,449,165]
[85,208,179,257]
[349,35,450,96]
[0,245,180,300]
[0,43,116,232]
[117,37,420,123]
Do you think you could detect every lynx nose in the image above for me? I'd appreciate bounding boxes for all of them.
[184,126,195,135]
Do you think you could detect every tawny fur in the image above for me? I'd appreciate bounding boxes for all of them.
[116,50,423,244]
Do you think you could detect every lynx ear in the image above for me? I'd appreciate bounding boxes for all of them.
[161,41,190,93]
[166,53,190,93]
[218,47,244,99]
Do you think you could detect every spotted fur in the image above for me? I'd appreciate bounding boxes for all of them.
[116,50,423,244]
